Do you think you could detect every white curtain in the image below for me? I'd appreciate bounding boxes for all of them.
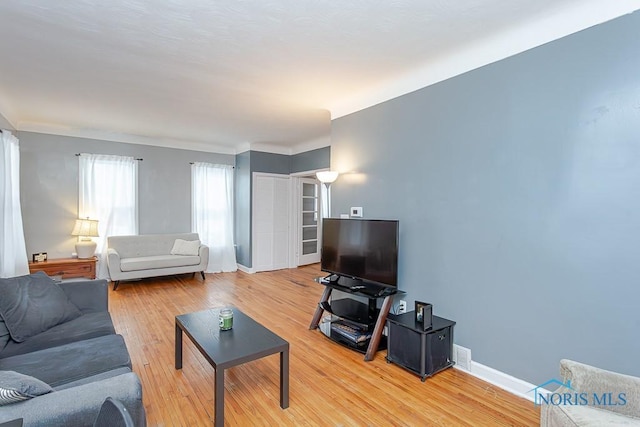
[79,154,138,279]
[0,130,29,278]
[320,183,329,219]
[191,163,237,272]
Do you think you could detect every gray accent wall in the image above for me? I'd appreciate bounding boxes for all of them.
[234,151,251,267]
[233,148,330,268]
[19,131,234,259]
[250,151,290,174]
[331,11,640,385]
[291,147,331,174]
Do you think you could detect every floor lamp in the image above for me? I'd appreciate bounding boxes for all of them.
[316,171,339,218]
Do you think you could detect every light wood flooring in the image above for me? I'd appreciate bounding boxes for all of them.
[108,264,539,426]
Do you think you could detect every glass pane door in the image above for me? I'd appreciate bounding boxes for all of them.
[299,178,321,265]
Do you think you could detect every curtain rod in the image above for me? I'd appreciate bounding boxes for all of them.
[75,153,143,161]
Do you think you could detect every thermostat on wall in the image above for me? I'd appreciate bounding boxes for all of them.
[350,207,363,217]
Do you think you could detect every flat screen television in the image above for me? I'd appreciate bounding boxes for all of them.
[321,218,399,289]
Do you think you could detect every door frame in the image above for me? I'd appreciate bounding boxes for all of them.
[289,168,330,268]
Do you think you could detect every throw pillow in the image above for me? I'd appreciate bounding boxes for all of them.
[0,370,53,406]
[0,272,82,342]
[170,239,201,256]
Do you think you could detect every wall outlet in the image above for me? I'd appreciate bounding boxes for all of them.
[398,300,407,314]
[350,207,363,217]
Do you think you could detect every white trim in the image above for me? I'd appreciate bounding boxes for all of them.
[17,123,237,154]
[236,263,255,274]
[246,142,292,155]
[235,136,331,156]
[290,135,331,155]
[290,167,329,178]
[289,177,300,268]
[454,360,552,403]
[329,2,640,119]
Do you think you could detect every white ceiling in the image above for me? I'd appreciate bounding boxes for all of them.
[0,1,638,154]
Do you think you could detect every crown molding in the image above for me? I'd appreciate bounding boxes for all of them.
[15,121,330,157]
[234,135,331,156]
[330,1,640,119]
[244,142,292,155]
[290,135,331,155]
[16,122,237,154]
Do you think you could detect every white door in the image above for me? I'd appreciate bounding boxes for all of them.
[299,178,321,265]
[253,173,290,272]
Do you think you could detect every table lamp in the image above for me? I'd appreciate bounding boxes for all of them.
[71,218,99,259]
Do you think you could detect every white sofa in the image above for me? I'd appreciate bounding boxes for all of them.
[107,233,209,290]
[541,359,640,426]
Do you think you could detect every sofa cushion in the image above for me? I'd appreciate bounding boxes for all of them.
[0,370,53,406]
[170,238,201,256]
[0,321,9,352]
[0,312,115,358]
[53,367,132,391]
[120,254,200,272]
[0,334,131,388]
[0,272,82,342]
[108,232,200,258]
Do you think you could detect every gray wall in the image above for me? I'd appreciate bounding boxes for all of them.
[291,147,331,174]
[251,151,290,174]
[19,131,234,258]
[234,151,251,267]
[233,148,331,268]
[331,11,640,385]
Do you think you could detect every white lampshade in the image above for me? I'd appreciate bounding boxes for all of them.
[316,171,339,184]
[72,218,99,259]
[71,218,99,237]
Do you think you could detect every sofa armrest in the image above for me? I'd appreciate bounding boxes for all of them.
[559,359,640,417]
[0,372,145,427]
[107,248,122,280]
[199,244,209,271]
[59,279,108,313]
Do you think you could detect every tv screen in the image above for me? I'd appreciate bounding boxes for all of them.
[321,218,399,288]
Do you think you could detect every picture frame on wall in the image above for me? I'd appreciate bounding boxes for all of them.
[415,301,433,331]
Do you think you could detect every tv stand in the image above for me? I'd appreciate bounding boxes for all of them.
[309,276,403,361]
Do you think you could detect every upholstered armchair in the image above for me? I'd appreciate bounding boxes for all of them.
[541,359,640,426]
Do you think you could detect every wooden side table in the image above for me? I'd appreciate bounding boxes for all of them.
[28,257,97,280]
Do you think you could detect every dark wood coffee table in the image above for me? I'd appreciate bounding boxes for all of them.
[175,308,289,427]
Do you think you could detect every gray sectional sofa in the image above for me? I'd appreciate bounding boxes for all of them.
[107,232,209,290]
[0,272,146,426]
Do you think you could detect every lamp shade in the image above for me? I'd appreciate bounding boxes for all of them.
[316,171,339,184]
[71,218,99,237]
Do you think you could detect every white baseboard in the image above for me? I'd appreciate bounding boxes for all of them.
[454,361,550,402]
[236,264,255,274]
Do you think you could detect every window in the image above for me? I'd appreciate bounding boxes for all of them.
[191,163,236,272]
[79,154,138,279]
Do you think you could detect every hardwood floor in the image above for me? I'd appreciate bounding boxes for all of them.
[108,264,539,426]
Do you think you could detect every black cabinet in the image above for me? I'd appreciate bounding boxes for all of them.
[386,312,456,381]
